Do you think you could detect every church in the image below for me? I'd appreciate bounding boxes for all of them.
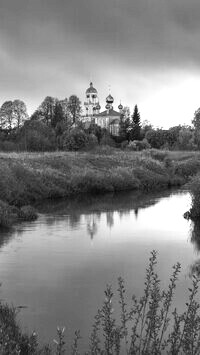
[82,82,123,136]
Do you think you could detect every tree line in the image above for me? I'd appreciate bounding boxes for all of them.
[0,94,200,151]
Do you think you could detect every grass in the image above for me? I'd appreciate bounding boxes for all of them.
[1,251,200,354]
[0,149,199,209]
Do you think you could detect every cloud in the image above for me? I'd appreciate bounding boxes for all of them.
[0,0,200,126]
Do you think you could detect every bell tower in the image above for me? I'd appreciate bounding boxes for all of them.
[84,82,100,117]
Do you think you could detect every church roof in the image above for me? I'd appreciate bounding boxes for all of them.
[106,94,114,103]
[95,108,121,117]
[86,82,97,94]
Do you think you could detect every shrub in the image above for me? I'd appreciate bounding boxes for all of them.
[19,205,38,221]
[127,139,150,151]
[187,174,200,219]
[174,159,200,179]
[121,140,129,149]
[100,132,116,147]
[63,128,89,151]
[86,133,98,149]
[0,140,20,152]
[0,201,13,227]
[17,121,56,151]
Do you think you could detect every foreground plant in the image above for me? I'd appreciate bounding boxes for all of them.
[1,251,200,354]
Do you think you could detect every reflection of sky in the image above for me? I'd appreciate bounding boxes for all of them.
[0,191,196,351]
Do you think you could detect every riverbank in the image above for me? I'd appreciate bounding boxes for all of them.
[0,149,200,226]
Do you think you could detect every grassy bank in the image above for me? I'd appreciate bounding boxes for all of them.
[1,149,200,205]
[1,251,200,354]
[1,148,200,226]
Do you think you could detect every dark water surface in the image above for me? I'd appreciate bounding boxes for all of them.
[0,190,198,350]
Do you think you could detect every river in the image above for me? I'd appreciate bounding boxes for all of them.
[0,189,198,351]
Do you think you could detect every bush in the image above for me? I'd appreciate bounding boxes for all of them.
[19,205,38,221]
[86,133,98,149]
[127,139,150,151]
[63,128,89,151]
[0,201,13,227]
[17,121,56,151]
[187,174,200,219]
[100,132,116,147]
[121,140,129,149]
[174,159,200,179]
[0,140,20,152]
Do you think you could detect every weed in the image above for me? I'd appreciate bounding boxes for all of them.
[0,252,200,353]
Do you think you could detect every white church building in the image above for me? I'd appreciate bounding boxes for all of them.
[82,82,123,136]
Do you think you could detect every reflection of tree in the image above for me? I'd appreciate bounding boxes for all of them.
[118,210,130,220]
[189,259,200,277]
[86,215,98,240]
[189,220,200,277]
[106,212,114,228]
[35,189,178,240]
[190,220,200,252]
[134,208,139,219]
[69,214,81,229]
[0,228,14,249]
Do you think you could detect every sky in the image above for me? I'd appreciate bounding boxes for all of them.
[1,0,200,128]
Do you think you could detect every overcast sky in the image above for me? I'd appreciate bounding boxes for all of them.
[1,0,200,127]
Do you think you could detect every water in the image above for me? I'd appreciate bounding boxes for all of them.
[0,189,198,350]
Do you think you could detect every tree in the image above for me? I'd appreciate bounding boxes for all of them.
[140,120,153,140]
[51,101,64,129]
[59,98,69,118]
[0,101,14,130]
[87,123,103,144]
[122,106,131,120]
[0,100,29,131]
[32,96,57,126]
[68,95,82,125]
[12,100,29,129]
[145,129,166,149]
[178,126,196,150]
[118,114,131,142]
[18,120,56,151]
[118,106,131,142]
[192,108,200,148]
[130,105,141,141]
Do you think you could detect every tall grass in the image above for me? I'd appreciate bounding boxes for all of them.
[0,149,198,207]
[1,251,200,354]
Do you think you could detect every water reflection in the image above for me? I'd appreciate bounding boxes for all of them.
[35,189,179,240]
[190,220,200,253]
[189,219,200,276]
[0,189,193,351]
[0,228,15,248]
[36,190,173,216]
[86,215,98,240]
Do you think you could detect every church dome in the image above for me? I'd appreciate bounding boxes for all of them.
[106,94,114,104]
[105,103,110,110]
[118,103,123,110]
[86,82,97,94]
[96,103,101,110]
